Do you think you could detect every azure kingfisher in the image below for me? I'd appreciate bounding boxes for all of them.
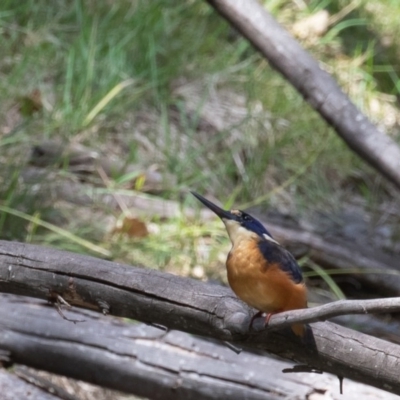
[192,192,307,336]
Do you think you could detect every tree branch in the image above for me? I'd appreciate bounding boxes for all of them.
[0,240,400,395]
[205,0,400,189]
[268,298,400,330]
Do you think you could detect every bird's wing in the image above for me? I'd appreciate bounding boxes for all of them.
[257,240,303,284]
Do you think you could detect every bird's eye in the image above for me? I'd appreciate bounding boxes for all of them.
[243,214,251,221]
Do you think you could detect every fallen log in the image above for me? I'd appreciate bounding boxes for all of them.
[0,241,400,395]
[0,295,396,400]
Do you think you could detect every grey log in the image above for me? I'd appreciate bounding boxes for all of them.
[0,369,65,400]
[0,241,400,395]
[0,295,397,400]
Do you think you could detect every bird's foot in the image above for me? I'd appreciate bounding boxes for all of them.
[264,312,274,326]
[249,310,282,331]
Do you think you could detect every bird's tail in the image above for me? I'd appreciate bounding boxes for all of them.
[291,323,316,347]
[291,323,305,337]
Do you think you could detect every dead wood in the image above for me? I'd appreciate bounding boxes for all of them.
[205,0,400,189]
[0,241,400,395]
[0,295,396,400]
[0,368,64,400]
[267,297,400,330]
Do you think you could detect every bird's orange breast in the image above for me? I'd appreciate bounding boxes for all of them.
[226,239,307,314]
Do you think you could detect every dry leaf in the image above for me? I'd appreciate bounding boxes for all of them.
[113,215,149,238]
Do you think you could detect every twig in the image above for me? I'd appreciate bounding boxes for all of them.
[54,295,85,324]
[282,365,323,374]
[267,297,400,331]
[223,341,242,354]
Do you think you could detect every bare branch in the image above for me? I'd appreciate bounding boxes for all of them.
[268,298,400,331]
[205,0,400,189]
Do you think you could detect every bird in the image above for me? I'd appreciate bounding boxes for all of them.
[191,191,307,336]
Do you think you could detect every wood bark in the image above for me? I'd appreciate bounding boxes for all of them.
[0,369,64,400]
[266,297,400,330]
[0,241,400,395]
[0,295,396,400]
[205,0,400,189]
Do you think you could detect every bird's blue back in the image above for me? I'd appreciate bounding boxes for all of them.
[257,239,303,284]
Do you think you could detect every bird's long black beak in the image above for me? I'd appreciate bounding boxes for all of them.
[191,191,235,220]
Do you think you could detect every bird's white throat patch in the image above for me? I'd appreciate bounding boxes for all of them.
[222,219,257,244]
[222,218,279,245]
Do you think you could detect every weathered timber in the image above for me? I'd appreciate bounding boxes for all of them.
[0,295,397,400]
[0,368,65,400]
[0,241,400,395]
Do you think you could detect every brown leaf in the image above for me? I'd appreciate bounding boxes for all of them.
[113,216,149,238]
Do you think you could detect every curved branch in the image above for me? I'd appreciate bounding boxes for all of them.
[269,298,400,330]
[206,0,400,189]
[0,240,400,395]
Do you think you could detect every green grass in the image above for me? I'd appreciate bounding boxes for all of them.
[1,0,400,301]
